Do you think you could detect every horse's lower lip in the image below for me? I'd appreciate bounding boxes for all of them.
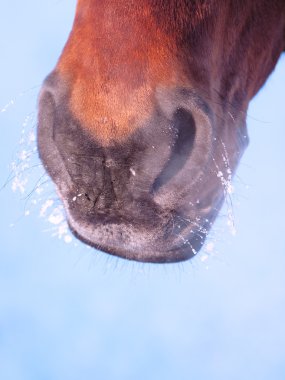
[92,241,202,263]
[67,214,207,263]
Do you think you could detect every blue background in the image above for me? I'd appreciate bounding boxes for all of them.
[1,1,285,379]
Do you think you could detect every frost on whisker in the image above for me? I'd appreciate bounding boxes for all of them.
[42,204,73,244]
[40,199,54,218]
[1,86,40,115]
[8,112,73,246]
[1,99,15,114]
[9,114,38,193]
[191,139,244,267]
[212,140,237,237]
[11,176,28,194]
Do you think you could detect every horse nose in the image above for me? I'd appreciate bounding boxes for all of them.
[38,74,217,262]
[151,108,196,194]
[38,75,212,212]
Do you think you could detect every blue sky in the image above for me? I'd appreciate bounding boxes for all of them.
[1,1,285,379]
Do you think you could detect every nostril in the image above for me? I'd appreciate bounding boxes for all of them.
[151,108,196,193]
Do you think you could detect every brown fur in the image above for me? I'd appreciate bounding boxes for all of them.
[57,1,285,144]
[38,1,285,262]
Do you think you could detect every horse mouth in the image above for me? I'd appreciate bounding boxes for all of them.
[64,201,218,263]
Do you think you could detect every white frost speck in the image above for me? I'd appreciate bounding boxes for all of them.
[217,171,223,178]
[227,210,237,236]
[28,131,36,143]
[36,187,44,195]
[200,254,209,262]
[52,221,69,240]
[0,99,15,113]
[19,150,29,161]
[12,177,28,194]
[205,242,214,253]
[40,199,54,218]
[48,207,65,225]
[226,183,234,195]
[64,235,73,244]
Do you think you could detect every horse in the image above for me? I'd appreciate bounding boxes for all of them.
[37,0,285,263]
